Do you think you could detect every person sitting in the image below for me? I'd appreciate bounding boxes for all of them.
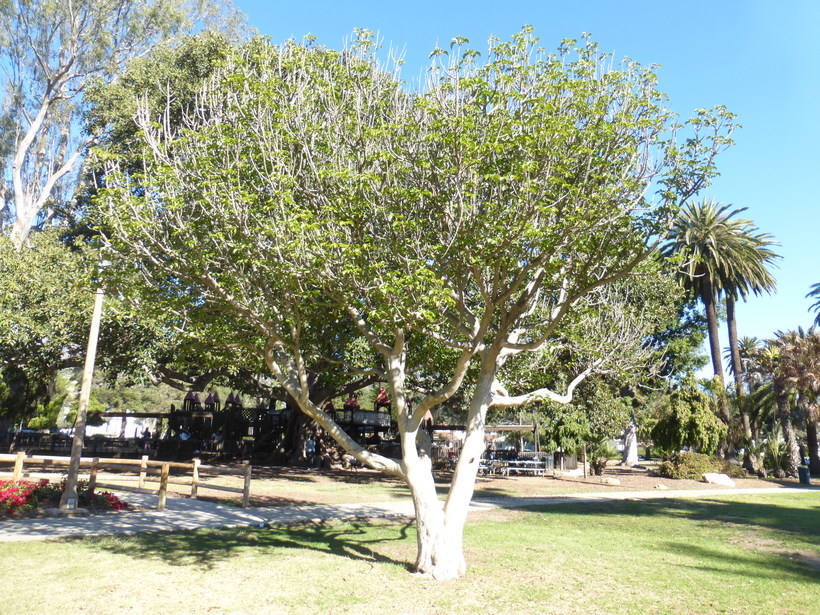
[323,399,336,414]
[374,387,391,412]
[343,393,360,411]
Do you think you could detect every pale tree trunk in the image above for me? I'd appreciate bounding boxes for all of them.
[402,364,498,580]
[268,325,492,580]
[437,368,497,578]
[294,330,472,580]
[403,442,464,579]
[60,288,104,509]
[621,415,639,466]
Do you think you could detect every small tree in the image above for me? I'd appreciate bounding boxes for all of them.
[96,31,734,579]
[650,378,727,456]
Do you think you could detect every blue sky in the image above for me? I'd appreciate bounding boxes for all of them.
[235,0,820,357]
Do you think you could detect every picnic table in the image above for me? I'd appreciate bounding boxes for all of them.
[502,459,548,476]
[478,459,551,476]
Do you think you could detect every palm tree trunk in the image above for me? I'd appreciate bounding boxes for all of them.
[726,296,759,473]
[726,297,744,400]
[775,388,801,477]
[702,281,730,457]
[701,282,725,387]
[807,418,820,476]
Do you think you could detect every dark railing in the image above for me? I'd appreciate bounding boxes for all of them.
[1,432,145,456]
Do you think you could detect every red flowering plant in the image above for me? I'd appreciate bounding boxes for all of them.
[0,479,51,516]
[0,478,128,516]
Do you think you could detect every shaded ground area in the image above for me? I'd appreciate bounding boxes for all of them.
[1,491,817,615]
[231,463,801,507]
[9,462,801,510]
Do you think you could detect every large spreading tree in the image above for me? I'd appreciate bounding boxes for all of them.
[95,31,734,579]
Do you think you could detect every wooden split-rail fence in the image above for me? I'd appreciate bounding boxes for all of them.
[0,452,252,511]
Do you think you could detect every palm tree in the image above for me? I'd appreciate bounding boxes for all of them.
[807,283,820,326]
[662,199,779,455]
[779,328,820,475]
[726,335,766,470]
[748,332,803,477]
[723,235,778,469]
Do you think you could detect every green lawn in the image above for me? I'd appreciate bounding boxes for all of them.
[2,492,817,614]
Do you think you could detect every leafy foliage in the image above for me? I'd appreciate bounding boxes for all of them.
[587,436,619,476]
[92,29,736,578]
[650,378,727,455]
[657,451,744,479]
[808,283,820,327]
[0,479,127,516]
[0,0,238,244]
[760,424,791,475]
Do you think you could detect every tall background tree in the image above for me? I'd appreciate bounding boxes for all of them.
[807,283,820,326]
[0,23,246,435]
[746,334,803,477]
[662,199,778,459]
[0,0,239,249]
[777,328,820,476]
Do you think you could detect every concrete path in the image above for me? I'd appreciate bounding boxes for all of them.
[0,486,814,543]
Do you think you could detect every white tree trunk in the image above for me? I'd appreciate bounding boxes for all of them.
[621,416,639,466]
[404,453,465,580]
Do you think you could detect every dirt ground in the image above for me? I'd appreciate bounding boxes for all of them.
[217,462,802,507]
[11,461,802,511]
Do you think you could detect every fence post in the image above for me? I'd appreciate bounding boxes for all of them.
[582,445,587,479]
[157,463,169,511]
[88,457,100,491]
[138,454,148,490]
[190,457,200,500]
[12,451,25,481]
[242,461,251,508]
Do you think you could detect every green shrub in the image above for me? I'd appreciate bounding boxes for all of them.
[657,451,746,480]
[761,425,790,476]
[650,379,726,456]
[720,461,747,478]
[588,439,619,476]
[658,452,715,479]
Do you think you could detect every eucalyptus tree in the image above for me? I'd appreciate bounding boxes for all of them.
[0,0,238,248]
[95,31,734,579]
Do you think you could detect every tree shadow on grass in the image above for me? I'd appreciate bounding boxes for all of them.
[69,519,416,572]
[520,496,820,542]
[661,540,820,584]
[471,483,528,499]
[252,467,408,487]
[515,496,820,585]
